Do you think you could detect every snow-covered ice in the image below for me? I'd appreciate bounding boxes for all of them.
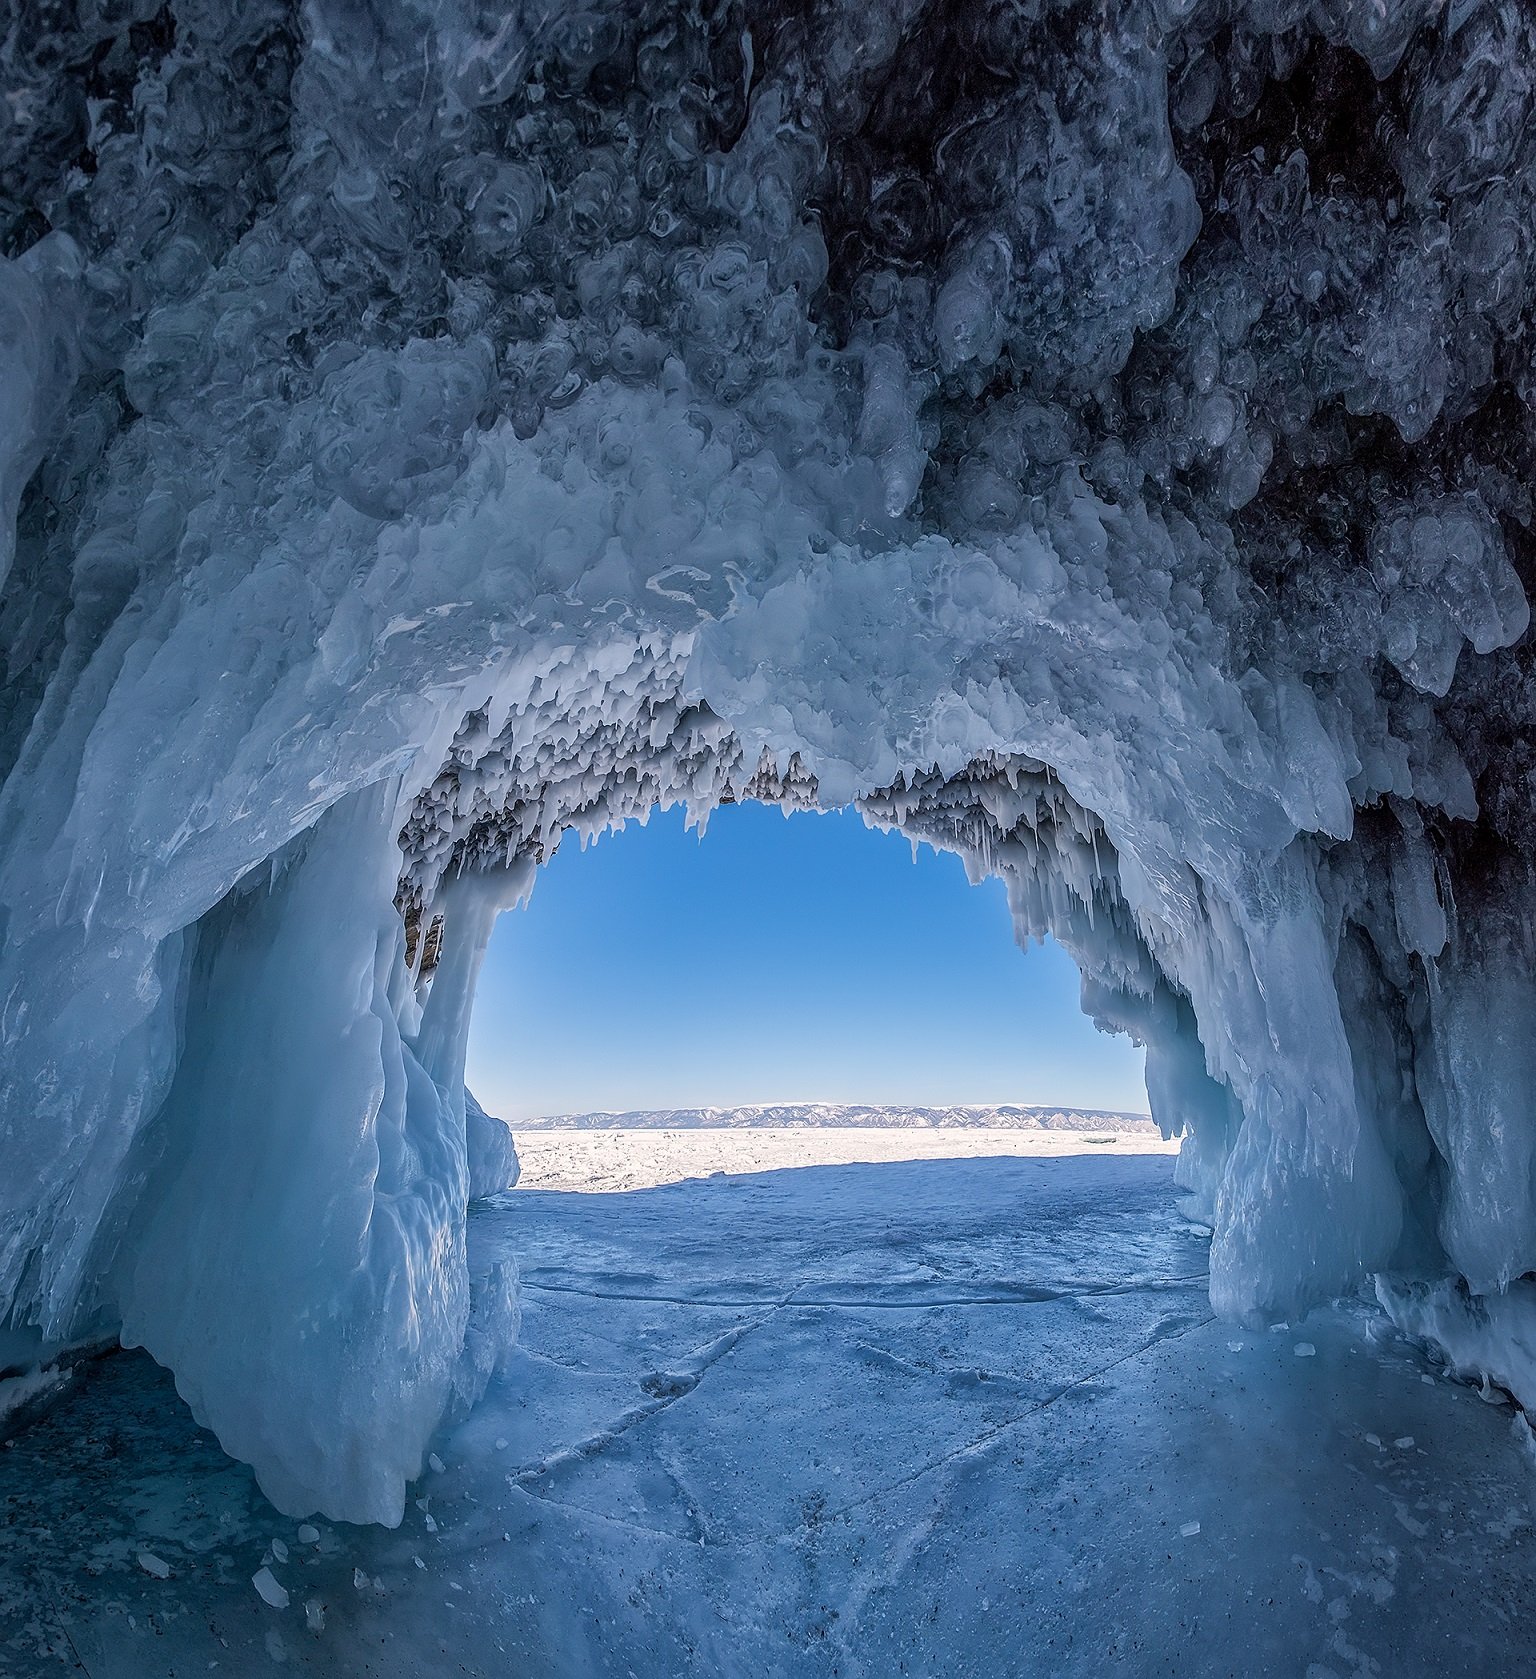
[515,1125,1178,1194]
[3,1149,1535,1677]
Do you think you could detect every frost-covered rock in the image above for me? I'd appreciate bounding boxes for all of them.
[2,0,1535,1521]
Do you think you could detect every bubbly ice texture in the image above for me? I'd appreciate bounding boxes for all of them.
[2,0,1535,1519]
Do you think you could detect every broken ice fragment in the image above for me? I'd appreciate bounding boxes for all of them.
[297,1524,320,1544]
[1395,1436,1416,1450]
[353,1568,370,1591]
[1180,1521,1201,1538]
[252,1567,289,1609]
[271,1538,289,1561]
[428,1453,446,1474]
[1294,1343,1316,1358]
[137,1552,171,1579]
[304,1597,325,1633]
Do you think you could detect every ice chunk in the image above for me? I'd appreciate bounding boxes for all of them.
[137,1553,171,1579]
[252,1568,289,1610]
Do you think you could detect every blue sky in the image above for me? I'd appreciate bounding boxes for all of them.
[466,803,1148,1119]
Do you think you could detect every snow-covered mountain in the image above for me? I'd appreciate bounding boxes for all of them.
[522,1103,1157,1133]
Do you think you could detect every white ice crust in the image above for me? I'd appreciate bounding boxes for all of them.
[2,0,1535,1519]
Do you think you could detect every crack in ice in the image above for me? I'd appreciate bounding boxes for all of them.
[506,1306,790,1489]
[519,1273,1212,1310]
[820,1311,1218,1522]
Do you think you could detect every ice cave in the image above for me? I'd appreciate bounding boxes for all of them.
[4,0,1536,1670]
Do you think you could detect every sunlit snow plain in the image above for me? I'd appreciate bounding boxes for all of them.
[3,1136,1533,1678]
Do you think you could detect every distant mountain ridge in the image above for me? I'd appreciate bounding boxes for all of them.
[520,1102,1157,1132]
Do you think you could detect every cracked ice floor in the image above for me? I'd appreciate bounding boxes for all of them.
[3,1152,1535,1677]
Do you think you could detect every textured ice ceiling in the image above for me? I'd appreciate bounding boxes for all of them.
[2,0,1535,1522]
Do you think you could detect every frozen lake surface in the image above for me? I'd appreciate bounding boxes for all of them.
[3,1144,1533,1677]
[514,1123,1178,1193]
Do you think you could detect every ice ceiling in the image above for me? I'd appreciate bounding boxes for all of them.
[3,0,1536,1524]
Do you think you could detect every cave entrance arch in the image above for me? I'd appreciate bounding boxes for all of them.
[21,659,1412,1531]
[3,0,1534,1550]
[394,687,1230,1217]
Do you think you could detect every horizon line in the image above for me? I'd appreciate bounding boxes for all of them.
[508,1097,1156,1121]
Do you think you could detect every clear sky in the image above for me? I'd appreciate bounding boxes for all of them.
[466,802,1148,1119]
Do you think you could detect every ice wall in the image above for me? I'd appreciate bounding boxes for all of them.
[2,0,1535,1519]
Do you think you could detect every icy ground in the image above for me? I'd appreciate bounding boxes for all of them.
[3,1151,1533,1679]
